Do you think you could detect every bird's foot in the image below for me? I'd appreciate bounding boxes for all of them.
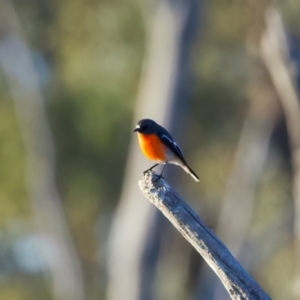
[143,170,164,181]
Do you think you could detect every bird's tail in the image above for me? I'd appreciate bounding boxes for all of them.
[183,164,200,182]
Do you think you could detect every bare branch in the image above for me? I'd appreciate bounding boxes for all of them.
[139,172,271,300]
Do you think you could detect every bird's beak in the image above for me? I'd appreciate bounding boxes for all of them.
[133,126,140,132]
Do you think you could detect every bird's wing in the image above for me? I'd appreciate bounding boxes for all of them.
[159,131,187,165]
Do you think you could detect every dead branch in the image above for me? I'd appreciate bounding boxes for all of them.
[139,171,271,300]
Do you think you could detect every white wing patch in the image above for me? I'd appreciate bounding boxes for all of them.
[161,134,173,144]
[162,134,183,156]
[173,141,183,156]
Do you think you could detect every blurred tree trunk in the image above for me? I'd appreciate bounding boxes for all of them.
[217,90,279,254]
[260,8,300,298]
[0,1,85,299]
[197,4,300,300]
[196,83,280,300]
[196,2,281,299]
[106,0,200,299]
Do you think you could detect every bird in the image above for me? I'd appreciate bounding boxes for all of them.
[133,119,199,182]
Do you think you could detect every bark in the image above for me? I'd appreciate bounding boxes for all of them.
[139,171,271,300]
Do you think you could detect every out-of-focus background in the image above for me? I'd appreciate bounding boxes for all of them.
[0,0,299,299]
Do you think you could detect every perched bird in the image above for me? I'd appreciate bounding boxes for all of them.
[133,119,199,182]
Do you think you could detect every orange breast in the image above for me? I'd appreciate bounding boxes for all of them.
[137,133,167,162]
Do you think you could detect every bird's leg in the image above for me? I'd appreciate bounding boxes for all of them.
[154,164,166,182]
[143,163,159,175]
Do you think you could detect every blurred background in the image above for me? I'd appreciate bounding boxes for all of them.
[0,0,299,299]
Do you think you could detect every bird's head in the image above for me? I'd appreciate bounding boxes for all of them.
[133,119,157,134]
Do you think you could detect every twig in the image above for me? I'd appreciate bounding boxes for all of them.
[139,171,271,300]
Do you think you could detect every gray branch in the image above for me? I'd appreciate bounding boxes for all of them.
[139,172,271,300]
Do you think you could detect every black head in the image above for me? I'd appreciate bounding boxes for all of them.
[133,119,157,134]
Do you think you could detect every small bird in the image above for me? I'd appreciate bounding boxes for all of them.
[133,119,199,182]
